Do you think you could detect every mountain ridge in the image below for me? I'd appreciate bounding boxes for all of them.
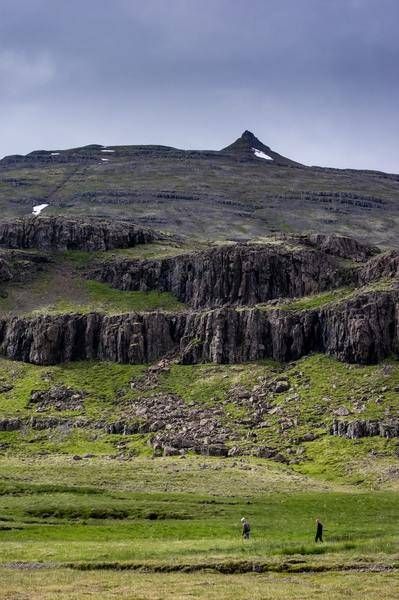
[0,130,398,247]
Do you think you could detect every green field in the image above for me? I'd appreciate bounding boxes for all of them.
[0,456,398,567]
[0,354,398,597]
[0,570,397,599]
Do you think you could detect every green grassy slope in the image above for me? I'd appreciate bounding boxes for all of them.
[0,353,397,585]
[0,246,187,316]
[0,354,398,488]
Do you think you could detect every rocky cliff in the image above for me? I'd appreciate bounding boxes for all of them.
[0,219,396,368]
[88,241,356,309]
[0,216,159,251]
[359,250,399,284]
[0,290,396,366]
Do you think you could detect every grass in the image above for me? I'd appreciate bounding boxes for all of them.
[0,453,398,599]
[59,240,203,266]
[258,280,395,313]
[0,454,398,567]
[0,353,397,594]
[0,358,144,419]
[0,263,185,315]
[0,569,397,600]
[33,280,185,315]
[273,287,354,311]
[0,353,398,486]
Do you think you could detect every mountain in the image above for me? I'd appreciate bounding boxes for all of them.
[1,131,399,246]
[222,130,303,166]
[0,133,399,577]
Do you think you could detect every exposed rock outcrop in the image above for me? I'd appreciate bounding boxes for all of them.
[331,419,399,439]
[0,290,397,366]
[306,233,377,262]
[29,386,86,411]
[88,243,355,309]
[222,130,303,166]
[359,250,399,284]
[0,250,51,286]
[0,258,12,283]
[0,217,159,251]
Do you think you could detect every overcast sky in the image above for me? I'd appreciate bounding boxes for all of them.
[0,0,398,171]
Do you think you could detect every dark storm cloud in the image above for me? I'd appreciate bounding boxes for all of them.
[0,0,398,170]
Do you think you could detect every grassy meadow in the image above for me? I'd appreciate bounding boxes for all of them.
[0,354,398,597]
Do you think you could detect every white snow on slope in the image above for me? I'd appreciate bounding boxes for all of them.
[101,158,109,162]
[252,148,273,160]
[101,149,115,153]
[32,203,49,216]
[50,152,60,156]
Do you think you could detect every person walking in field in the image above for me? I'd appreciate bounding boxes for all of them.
[241,517,251,540]
[315,518,323,543]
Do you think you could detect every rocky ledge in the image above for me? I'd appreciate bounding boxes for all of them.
[0,289,397,366]
[88,236,362,309]
[0,216,159,251]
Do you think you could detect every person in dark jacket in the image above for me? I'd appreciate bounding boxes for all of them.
[315,518,323,542]
[241,517,251,539]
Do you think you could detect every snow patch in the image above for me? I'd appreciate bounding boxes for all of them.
[252,148,273,161]
[32,203,49,216]
[101,149,115,153]
[101,158,109,162]
[50,152,60,156]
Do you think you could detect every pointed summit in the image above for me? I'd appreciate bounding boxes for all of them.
[222,130,302,166]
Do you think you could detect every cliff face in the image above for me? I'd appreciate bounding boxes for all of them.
[0,291,396,366]
[179,291,398,364]
[0,219,395,368]
[0,217,158,251]
[359,250,399,284]
[88,243,355,309]
[306,233,377,261]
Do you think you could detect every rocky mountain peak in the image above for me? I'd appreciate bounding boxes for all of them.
[240,130,268,149]
[222,130,303,166]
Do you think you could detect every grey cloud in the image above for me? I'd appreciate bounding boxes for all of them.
[0,0,398,171]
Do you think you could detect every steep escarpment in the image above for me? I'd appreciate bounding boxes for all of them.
[88,241,356,309]
[179,290,398,364]
[0,290,397,365]
[0,216,159,251]
[0,219,395,368]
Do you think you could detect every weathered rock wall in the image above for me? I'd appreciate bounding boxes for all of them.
[89,244,355,309]
[0,257,12,283]
[0,217,158,251]
[306,233,377,261]
[331,419,399,439]
[0,291,397,366]
[359,250,399,284]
